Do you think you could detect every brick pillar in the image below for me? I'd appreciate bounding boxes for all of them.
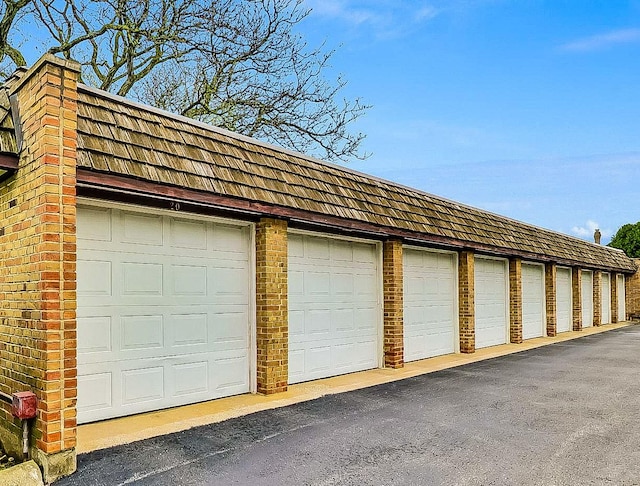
[0,54,79,482]
[611,273,619,323]
[593,271,602,327]
[545,263,557,337]
[509,258,523,344]
[383,240,403,368]
[626,263,640,319]
[572,268,582,331]
[459,251,475,353]
[255,218,288,394]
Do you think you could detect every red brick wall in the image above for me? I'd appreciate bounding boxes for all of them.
[0,55,79,461]
[255,218,288,394]
[383,240,403,368]
[572,268,582,331]
[545,264,557,337]
[593,271,602,327]
[458,251,475,353]
[626,260,640,318]
[509,259,523,344]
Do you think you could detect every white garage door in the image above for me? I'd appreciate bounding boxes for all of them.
[403,248,457,362]
[617,274,626,322]
[581,271,593,328]
[601,273,611,325]
[522,263,545,340]
[288,233,380,384]
[76,205,252,423]
[556,267,572,333]
[475,257,508,348]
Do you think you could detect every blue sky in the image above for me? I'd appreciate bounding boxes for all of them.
[299,0,640,243]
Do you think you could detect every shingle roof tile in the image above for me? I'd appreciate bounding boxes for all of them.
[73,85,635,272]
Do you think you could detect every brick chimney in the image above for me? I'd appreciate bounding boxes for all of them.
[594,228,601,244]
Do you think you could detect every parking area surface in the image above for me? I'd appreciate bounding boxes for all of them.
[59,325,640,485]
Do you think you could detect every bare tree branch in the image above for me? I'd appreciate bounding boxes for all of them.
[0,0,370,162]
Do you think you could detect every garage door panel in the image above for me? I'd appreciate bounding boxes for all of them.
[172,265,207,295]
[601,274,611,324]
[334,308,355,332]
[333,241,353,261]
[406,277,424,296]
[522,264,545,340]
[210,224,248,253]
[355,274,377,296]
[123,263,163,295]
[170,219,207,249]
[617,275,626,321]
[306,346,331,376]
[211,266,249,299]
[121,314,163,351]
[307,310,332,335]
[306,237,330,259]
[289,309,305,337]
[78,372,112,413]
[556,268,572,333]
[288,234,380,384]
[122,212,163,245]
[332,273,354,295]
[288,350,305,379]
[122,367,164,405]
[214,355,251,391]
[289,271,304,295]
[306,271,331,295]
[356,307,378,330]
[79,351,251,421]
[78,206,251,423]
[170,314,207,346]
[403,249,456,362]
[475,258,508,348]
[173,361,208,396]
[77,259,112,297]
[354,247,376,264]
[78,206,112,241]
[208,312,249,349]
[78,316,112,355]
[581,271,594,328]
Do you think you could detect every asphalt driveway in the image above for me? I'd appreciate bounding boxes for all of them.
[58,326,640,485]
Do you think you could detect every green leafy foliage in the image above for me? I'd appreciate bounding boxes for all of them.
[608,222,640,258]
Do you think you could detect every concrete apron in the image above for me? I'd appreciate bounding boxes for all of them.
[78,321,634,453]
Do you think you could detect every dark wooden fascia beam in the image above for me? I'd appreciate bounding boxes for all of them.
[0,152,18,171]
[0,152,18,183]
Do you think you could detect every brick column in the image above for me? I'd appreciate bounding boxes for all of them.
[509,258,523,344]
[611,273,619,323]
[459,251,475,353]
[383,240,403,368]
[255,218,288,394]
[593,271,602,327]
[572,268,582,331]
[626,263,640,319]
[0,54,79,482]
[545,263,557,337]
[0,55,79,483]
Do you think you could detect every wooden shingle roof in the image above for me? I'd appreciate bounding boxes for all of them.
[70,85,632,273]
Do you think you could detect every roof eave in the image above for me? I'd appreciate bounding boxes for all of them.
[0,152,18,183]
[75,168,637,274]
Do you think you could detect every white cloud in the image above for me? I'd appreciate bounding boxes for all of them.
[560,28,640,52]
[414,5,440,22]
[305,1,442,37]
[305,0,378,25]
[571,220,612,240]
